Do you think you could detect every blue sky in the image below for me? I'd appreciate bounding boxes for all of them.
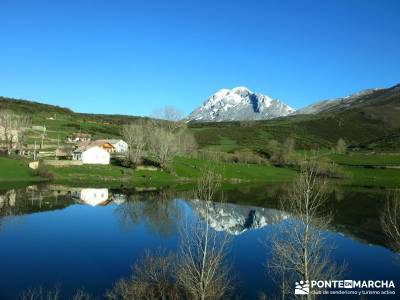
[0,0,399,116]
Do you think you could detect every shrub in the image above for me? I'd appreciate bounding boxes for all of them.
[196,150,267,165]
[34,162,55,180]
[232,150,267,164]
[303,158,347,179]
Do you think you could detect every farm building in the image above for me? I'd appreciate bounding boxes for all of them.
[72,145,110,164]
[76,140,115,153]
[90,140,115,153]
[107,139,128,153]
[65,133,91,143]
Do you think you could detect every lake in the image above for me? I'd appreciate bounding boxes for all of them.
[0,184,399,299]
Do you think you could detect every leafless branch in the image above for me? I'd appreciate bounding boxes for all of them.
[176,169,233,300]
[381,190,400,254]
[0,110,31,155]
[266,159,345,300]
[106,249,179,300]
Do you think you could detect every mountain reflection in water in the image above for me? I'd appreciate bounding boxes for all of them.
[188,199,288,235]
[0,184,399,299]
[0,184,394,245]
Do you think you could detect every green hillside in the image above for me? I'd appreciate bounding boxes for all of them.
[190,84,400,152]
[0,96,147,145]
[1,83,399,152]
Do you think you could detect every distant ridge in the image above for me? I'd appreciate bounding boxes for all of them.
[294,88,383,115]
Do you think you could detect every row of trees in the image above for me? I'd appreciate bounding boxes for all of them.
[265,137,348,167]
[122,108,197,167]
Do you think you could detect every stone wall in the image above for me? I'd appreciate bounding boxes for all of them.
[43,160,83,167]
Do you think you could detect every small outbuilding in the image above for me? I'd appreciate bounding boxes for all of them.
[107,139,128,153]
[65,133,92,143]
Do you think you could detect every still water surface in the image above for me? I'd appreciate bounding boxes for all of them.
[0,184,399,299]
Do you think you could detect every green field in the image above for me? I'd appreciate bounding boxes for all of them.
[45,156,297,186]
[328,153,400,166]
[341,166,400,188]
[0,157,41,183]
[1,154,399,189]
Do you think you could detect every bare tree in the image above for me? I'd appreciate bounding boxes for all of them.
[335,138,347,154]
[40,125,47,150]
[147,126,179,166]
[267,160,344,300]
[381,190,400,254]
[19,286,90,300]
[106,249,179,300]
[19,286,60,300]
[152,106,184,132]
[176,169,232,300]
[176,129,198,156]
[283,137,296,154]
[162,106,182,123]
[0,110,31,154]
[71,289,91,300]
[123,116,196,167]
[122,120,148,166]
[147,124,197,165]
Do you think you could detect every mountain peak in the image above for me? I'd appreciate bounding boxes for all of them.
[187,87,294,122]
[231,86,252,94]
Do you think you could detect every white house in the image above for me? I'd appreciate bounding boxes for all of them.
[79,188,109,206]
[72,145,110,164]
[71,188,110,206]
[107,139,128,153]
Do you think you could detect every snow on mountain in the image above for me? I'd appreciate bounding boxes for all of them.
[294,88,382,115]
[187,87,295,122]
[189,199,289,235]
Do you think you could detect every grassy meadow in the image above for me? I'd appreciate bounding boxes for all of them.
[1,152,399,189]
[39,156,297,186]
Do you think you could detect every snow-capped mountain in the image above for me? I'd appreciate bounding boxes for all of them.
[187,87,295,122]
[294,88,383,115]
[189,200,288,235]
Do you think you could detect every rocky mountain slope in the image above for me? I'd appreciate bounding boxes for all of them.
[187,87,295,122]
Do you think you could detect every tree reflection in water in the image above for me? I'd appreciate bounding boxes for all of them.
[0,189,18,230]
[114,190,183,237]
